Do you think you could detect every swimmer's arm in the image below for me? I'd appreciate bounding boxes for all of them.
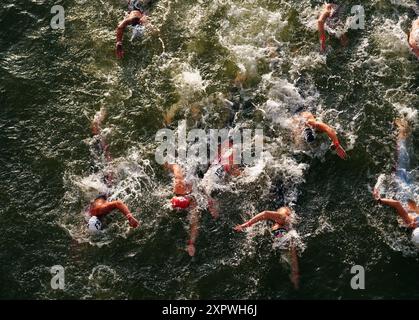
[102,201,139,228]
[165,163,181,175]
[378,198,412,226]
[317,9,330,52]
[309,120,347,159]
[116,17,138,43]
[187,205,199,256]
[289,239,299,290]
[116,17,139,58]
[234,211,275,231]
[167,164,186,182]
[308,120,338,144]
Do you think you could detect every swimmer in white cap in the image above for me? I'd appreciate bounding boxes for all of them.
[115,0,159,59]
[234,207,300,289]
[373,118,419,247]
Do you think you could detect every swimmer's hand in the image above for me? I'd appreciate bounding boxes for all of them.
[233,225,245,232]
[335,145,347,160]
[116,42,124,59]
[187,241,196,257]
[331,142,347,160]
[290,272,300,290]
[127,214,139,228]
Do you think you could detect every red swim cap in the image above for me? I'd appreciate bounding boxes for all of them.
[171,196,191,209]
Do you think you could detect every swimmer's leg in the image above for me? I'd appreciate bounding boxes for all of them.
[395,118,412,184]
[91,107,107,136]
[289,238,300,290]
[187,206,200,257]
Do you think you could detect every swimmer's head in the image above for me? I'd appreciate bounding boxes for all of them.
[412,228,419,249]
[131,24,145,41]
[303,127,316,143]
[87,216,102,233]
[171,196,191,210]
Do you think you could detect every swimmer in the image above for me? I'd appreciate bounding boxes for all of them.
[86,109,139,233]
[202,139,241,187]
[292,111,347,160]
[408,17,419,58]
[200,139,241,216]
[165,162,220,256]
[115,0,159,59]
[234,207,300,289]
[373,118,419,246]
[87,194,139,233]
[317,3,348,53]
[165,163,200,256]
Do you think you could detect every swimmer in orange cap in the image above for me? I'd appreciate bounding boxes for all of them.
[234,207,300,289]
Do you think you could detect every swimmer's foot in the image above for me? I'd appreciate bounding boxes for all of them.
[290,272,300,290]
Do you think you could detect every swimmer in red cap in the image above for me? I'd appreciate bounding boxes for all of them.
[165,163,200,256]
[234,207,300,289]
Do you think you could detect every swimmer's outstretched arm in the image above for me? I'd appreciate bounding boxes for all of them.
[307,119,347,159]
[187,205,199,257]
[317,6,331,52]
[96,200,139,228]
[373,195,414,228]
[233,211,277,232]
[289,239,300,290]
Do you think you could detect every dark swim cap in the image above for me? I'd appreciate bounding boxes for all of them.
[303,127,316,143]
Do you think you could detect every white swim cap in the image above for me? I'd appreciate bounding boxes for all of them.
[87,216,102,233]
[411,228,419,248]
[131,25,145,41]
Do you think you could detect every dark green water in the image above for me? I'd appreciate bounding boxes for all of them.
[0,0,418,299]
